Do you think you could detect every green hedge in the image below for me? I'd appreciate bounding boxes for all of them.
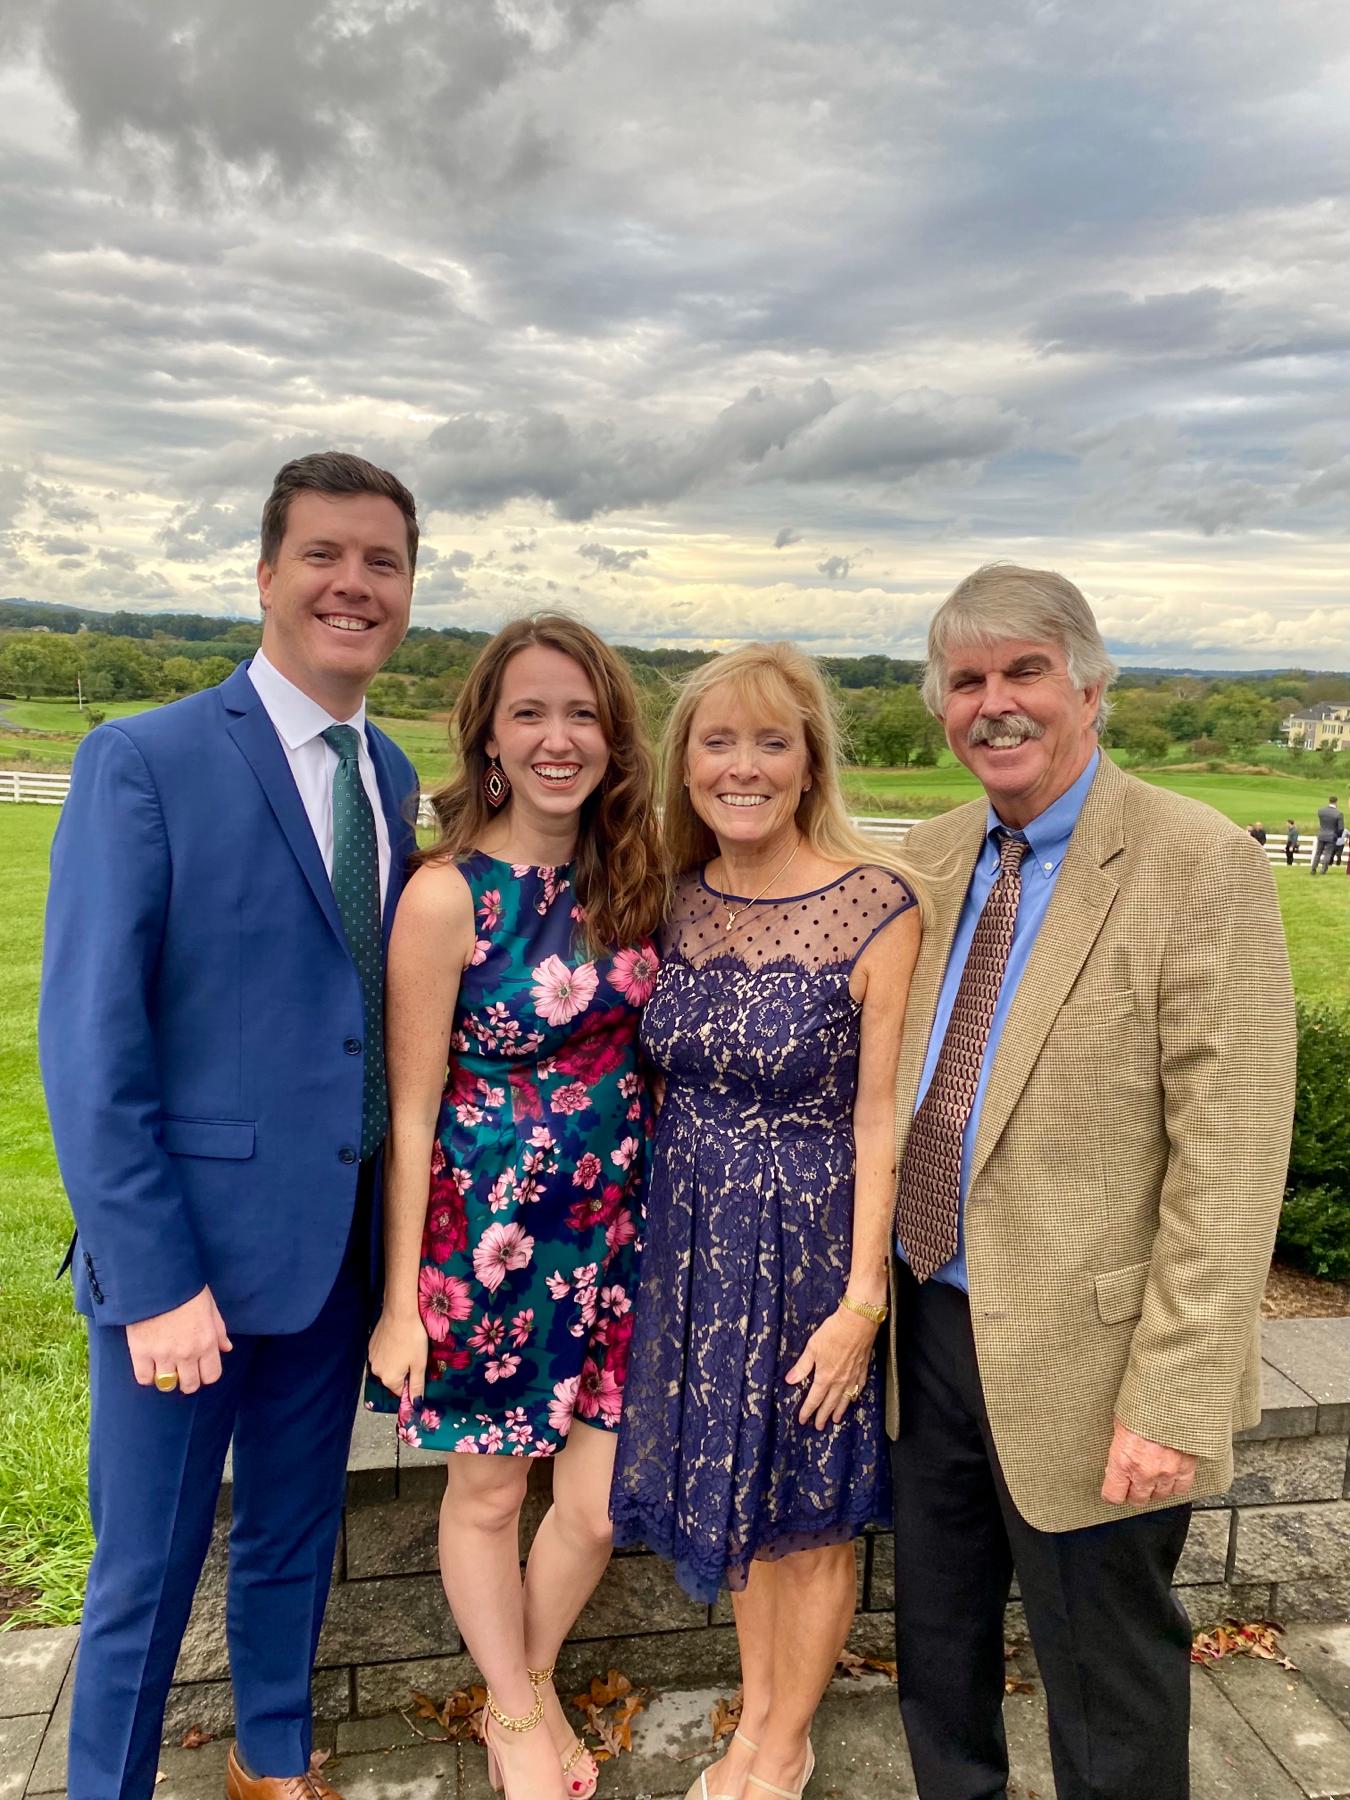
[1278,1005,1350,1281]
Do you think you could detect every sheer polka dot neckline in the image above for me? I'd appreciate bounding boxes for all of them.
[668,864,917,975]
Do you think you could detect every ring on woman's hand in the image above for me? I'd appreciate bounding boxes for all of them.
[153,1371,180,1393]
[846,1383,862,1403]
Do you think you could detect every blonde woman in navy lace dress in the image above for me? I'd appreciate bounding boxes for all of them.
[612,644,922,1800]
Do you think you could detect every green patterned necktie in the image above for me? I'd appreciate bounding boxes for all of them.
[320,724,387,1160]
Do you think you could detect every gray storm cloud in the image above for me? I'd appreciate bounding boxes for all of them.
[0,0,1348,660]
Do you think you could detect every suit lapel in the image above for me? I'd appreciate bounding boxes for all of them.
[965,756,1126,1192]
[220,665,347,948]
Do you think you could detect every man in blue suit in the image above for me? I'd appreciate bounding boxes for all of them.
[40,452,421,1800]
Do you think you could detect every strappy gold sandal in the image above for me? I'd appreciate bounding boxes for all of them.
[482,1688,546,1797]
[529,1662,599,1799]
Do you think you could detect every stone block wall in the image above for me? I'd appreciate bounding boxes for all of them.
[165,1318,1350,1739]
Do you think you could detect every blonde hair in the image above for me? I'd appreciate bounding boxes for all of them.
[418,614,668,953]
[660,641,923,902]
[921,562,1118,732]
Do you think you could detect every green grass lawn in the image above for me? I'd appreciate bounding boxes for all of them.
[0,807,93,1626]
[0,796,1345,1625]
[0,698,150,734]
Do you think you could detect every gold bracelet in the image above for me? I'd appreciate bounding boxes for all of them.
[841,1293,888,1325]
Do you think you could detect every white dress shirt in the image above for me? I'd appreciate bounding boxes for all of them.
[247,648,391,909]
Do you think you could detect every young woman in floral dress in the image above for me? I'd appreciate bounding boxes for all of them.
[367,616,665,1800]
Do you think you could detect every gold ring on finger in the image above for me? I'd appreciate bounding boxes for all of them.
[154,1371,180,1393]
[846,1384,862,1402]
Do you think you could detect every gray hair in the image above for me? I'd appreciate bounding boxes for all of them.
[920,563,1118,733]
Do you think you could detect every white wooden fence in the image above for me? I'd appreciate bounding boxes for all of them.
[0,767,1331,866]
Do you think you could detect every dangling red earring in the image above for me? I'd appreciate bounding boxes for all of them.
[482,757,510,809]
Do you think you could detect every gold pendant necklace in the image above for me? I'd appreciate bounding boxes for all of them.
[717,839,801,932]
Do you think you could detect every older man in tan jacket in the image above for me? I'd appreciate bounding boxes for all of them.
[886,565,1295,1800]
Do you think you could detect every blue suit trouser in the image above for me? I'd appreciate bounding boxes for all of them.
[68,1187,370,1800]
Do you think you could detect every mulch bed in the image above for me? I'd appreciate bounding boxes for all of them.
[1262,1259,1350,1318]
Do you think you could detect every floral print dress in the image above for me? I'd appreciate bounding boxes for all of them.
[365,852,657,1455]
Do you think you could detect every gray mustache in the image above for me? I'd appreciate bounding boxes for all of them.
[966,714,1046,748]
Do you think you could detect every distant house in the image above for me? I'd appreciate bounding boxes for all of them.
[1284,701,1350,749]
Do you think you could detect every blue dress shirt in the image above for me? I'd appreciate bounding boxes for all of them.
[899,751,1101,1291]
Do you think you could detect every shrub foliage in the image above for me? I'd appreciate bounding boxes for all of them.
[1278,1005,1350,1281]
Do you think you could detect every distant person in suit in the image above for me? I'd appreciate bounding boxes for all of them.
[40,452,420,1800]
[887,563,1295,1800]
[1284,820,1300,866]
[1247,821,1266,846]
[1311,796,1344,874]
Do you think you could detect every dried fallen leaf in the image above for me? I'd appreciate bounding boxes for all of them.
[1005,1677,1037,1695]
[567,1668,650,1763]
[178,1725,214,1750]
[709,1692,743,1747]
[1191,1618,1296,1671]
[835,1649,898,1682]
[403,1683,488,1743]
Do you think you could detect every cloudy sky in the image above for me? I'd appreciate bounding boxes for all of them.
[2,0,1349,667]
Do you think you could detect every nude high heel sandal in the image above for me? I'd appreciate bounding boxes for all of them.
[482,1688,546,1797]
[528,1663,599,1799]
[747,1742,815,1800]
[683,1730,761,1800]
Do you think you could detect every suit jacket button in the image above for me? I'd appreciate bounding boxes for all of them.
[344,1037,362,1055]
[339,1146,358,1165]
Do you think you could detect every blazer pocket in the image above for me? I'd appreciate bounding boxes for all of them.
[160,1116,256,1160]
[1055,989,1137,1032]
[1095,1258,1151,1325]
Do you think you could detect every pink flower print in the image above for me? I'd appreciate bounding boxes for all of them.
[506,1408,534,1446]
[573,1260,599,1286]
[610,945,659,1005]
[396,1387,423,1448]
[478,889,502,931]
[485,1353,521,1384]
[530,955,599,1027]
[601,1284,631,1317]
[470,937,492,966]
[553,1008,630,1082]
[619,1073,640,1100]
[454,1100,484,1128]
[478,1081,505,1110]
[467,1314,505,1355]
[570,902,587,923]
[572,1152,602,1191]
[548,1374,580,1435]
[453,1437,481,1453]
[419,1267,472,1342]
[430,1140,446,1176]
[550,1081,591,1116]
[509,1069,543,1122]
[575,1359,624,1425]
[418,1406,442,1432]
[546,1270,571,1300]
[516,1176,542,1207]
[627,1099,642,1122]
[472,1221,535,1293]
[480,1423,506,1451]
[450,1028,469,1053]
[487,1169,517,1213]
[605,1208,638,1259]
[610,1135,639,1171]
[510,1307,534,1347]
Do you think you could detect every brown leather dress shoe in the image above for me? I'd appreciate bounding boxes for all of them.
[225,1742,345,1800]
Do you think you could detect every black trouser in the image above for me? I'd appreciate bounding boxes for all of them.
[890,1262,1192,1800]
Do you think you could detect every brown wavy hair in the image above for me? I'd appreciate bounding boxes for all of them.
[419,614,668,954]
[660,640,924,905]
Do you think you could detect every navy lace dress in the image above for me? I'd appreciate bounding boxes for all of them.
[610,864,919,1603]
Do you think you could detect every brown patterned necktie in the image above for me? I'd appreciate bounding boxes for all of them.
[896,828,1029,1281]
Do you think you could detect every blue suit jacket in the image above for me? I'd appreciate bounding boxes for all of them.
[39,661,419,1334]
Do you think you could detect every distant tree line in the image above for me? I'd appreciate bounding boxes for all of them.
[0,603,1345,768]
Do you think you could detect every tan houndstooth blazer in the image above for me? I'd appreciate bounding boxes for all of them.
[885,753,1297,1531]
